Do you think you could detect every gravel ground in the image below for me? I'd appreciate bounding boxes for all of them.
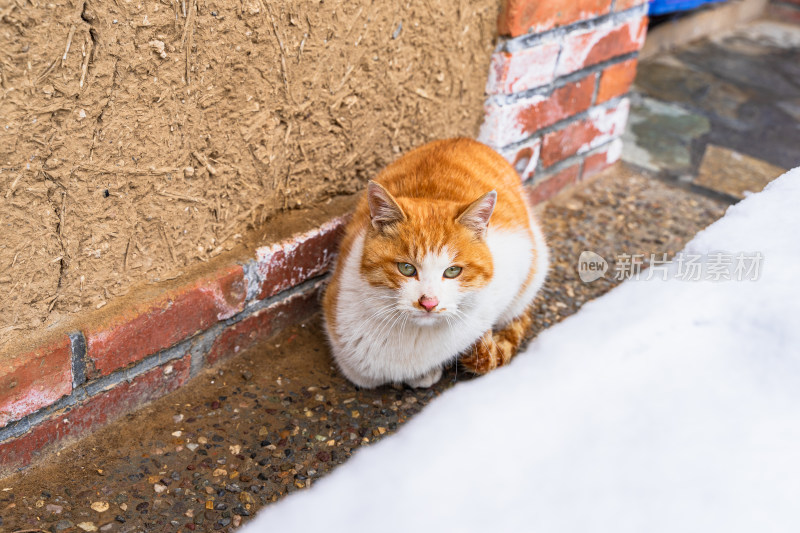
[0,164,727,533]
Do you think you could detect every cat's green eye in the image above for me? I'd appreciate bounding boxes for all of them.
[397,262,417,277]
[444,266,462,279]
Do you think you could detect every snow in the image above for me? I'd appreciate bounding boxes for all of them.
[242,168,800,533]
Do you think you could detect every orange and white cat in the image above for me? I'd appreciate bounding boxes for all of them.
[323,138,548,388]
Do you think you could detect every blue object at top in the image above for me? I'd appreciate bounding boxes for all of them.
[648,0,727,16]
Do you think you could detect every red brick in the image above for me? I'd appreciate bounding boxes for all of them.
[500,137,542,182]
[498,0,613,37]
[206,283,322,367]
[85,265,246,378]
[597,58,639,103]
[0,355,190,474]
[0,336,72,428]
[485,41,560,95]
[583,139,623,179]
[614,0,648,10]
[480,74,597,148]
[556,15,648,77]
[527,163,581,205]
[768,3,800,23]
[540,99,630,167]
[256,217,346,300]
[519,74,597,133]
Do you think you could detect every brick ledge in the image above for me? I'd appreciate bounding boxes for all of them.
[0,198,349,475]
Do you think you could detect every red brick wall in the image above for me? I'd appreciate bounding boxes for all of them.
[0,217,347,475]
[481,0,648,201]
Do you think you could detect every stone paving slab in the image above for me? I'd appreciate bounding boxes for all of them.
[0,164,727,533]
[625,20,800,178]
[622,94,710,177]
[695,144,787,199]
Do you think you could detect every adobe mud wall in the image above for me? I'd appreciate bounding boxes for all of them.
[0,0,499,348]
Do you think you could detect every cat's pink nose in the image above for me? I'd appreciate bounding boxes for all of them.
[419,296,439,312]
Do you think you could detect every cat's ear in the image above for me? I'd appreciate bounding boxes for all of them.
[367,181,406,231]
[456,190,496,238]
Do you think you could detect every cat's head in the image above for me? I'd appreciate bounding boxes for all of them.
[360,181,495,325]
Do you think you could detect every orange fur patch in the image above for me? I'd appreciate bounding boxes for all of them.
[461,311,533,374]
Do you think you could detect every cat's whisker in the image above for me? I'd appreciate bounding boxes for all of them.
[373,308,402,344]
[365,302,396,312]
[451,312,478,357]
[365,310,402,348]
[381,309,406,342]
[453,312,482,353]
[442,313,469,382]
[451,308,490,356]
[450,309,472,333]
[399,312,410,340]
[363,295,397,303]
[381,313,405,347]
[373,312,398,341]
[443,314,462,350]
[443,313,458,338]
[363,308,394,325]
[362,302,398,323]
[363,312,395,332]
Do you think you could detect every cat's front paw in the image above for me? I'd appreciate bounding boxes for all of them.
[405,366,443,388]
[460,331,501,374]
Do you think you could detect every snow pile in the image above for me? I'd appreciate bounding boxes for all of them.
[242,168,800,533]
